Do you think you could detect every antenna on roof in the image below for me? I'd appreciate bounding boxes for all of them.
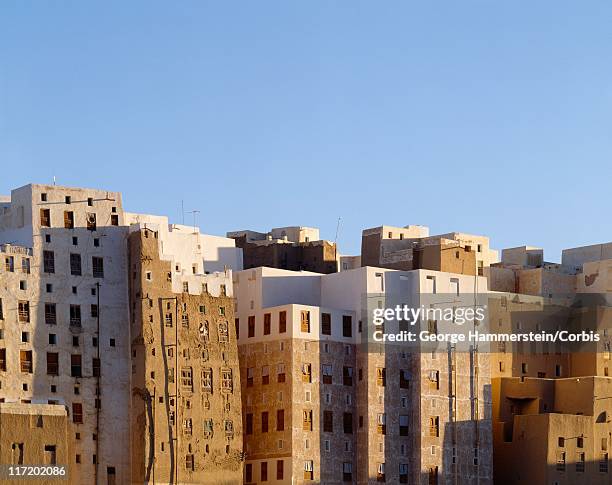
[188,210,200,234]
[334,217,341,245]
[53,176,56,186]
[334,216,342,264]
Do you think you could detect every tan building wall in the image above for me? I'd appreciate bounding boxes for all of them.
[236,266,493,485]
[0,184,131,485]
[493,377,612,484]
[128,228,243,484]
[0,402,73,485]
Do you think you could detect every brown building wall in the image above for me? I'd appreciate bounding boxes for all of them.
[234,237,338,274]
[360,233,382,269]
[129,229,243,484]
[414,243,476,276]
[0,403,73,485]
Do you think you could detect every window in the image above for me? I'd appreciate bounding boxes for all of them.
[425,275,437,294]
[44,303,56,325]
[277,363,285,383]
[260,461,268,482]
[429,416,439,437]
[40,208,51,227]
[262,366,270,385]
[303,410,313,431]
[86,213,96,231]
[322,364,333,384]
[302,363,312,383]
[429,370,440,390]
[277,409,284,431]
[111,214,119,226]
[343,462,353,482]
[304,460,313,480]
[203,418,213,437]
[201,368,212,392]
[277,460,284,480]
[400,369,410,389]
[91,304,98,318]
[185,454,194,471]
[577,452,585,472]
[400,415,409,436]
[343,366,353,386]
[343,412,353,434]
[377,463,385,482]
[92,358,100,377]
[248,316,255,338]
[181,367,193,392]
[44,445,56,465]
[70,305,81,327]
[0,348,6,371]
[71,354,82,377]
[376,413,386,434]
[264,313,271,335]
[246,413,253,435]
[301,310,310,332]
[43,251,55,273]
[521,362,528,374]
[323,411,333,432]
[221,368,233,393]
[321,313,331,335]
[19,350,32,373]
[0,298,3,319]
[246,367,254,387]
[261,412,269,433]
[92,257,104,278]
[450,277,460,295]
[600,453,609,473]
[234,318,239,339]
[376,367,386,386]
[46,353,59,375]
[69,253,82,276]
[64,211,74,229]
[342,315,352,337]
[279,311,287,333]
[245,463,253,483]
[5,256,14,273]
[72,403,83,424]
[21,258,30,274]
[556,451,566,471]
[183,418,192,435]
[48,334,57,345]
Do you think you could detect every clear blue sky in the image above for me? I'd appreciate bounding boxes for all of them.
[1,1,610,261]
